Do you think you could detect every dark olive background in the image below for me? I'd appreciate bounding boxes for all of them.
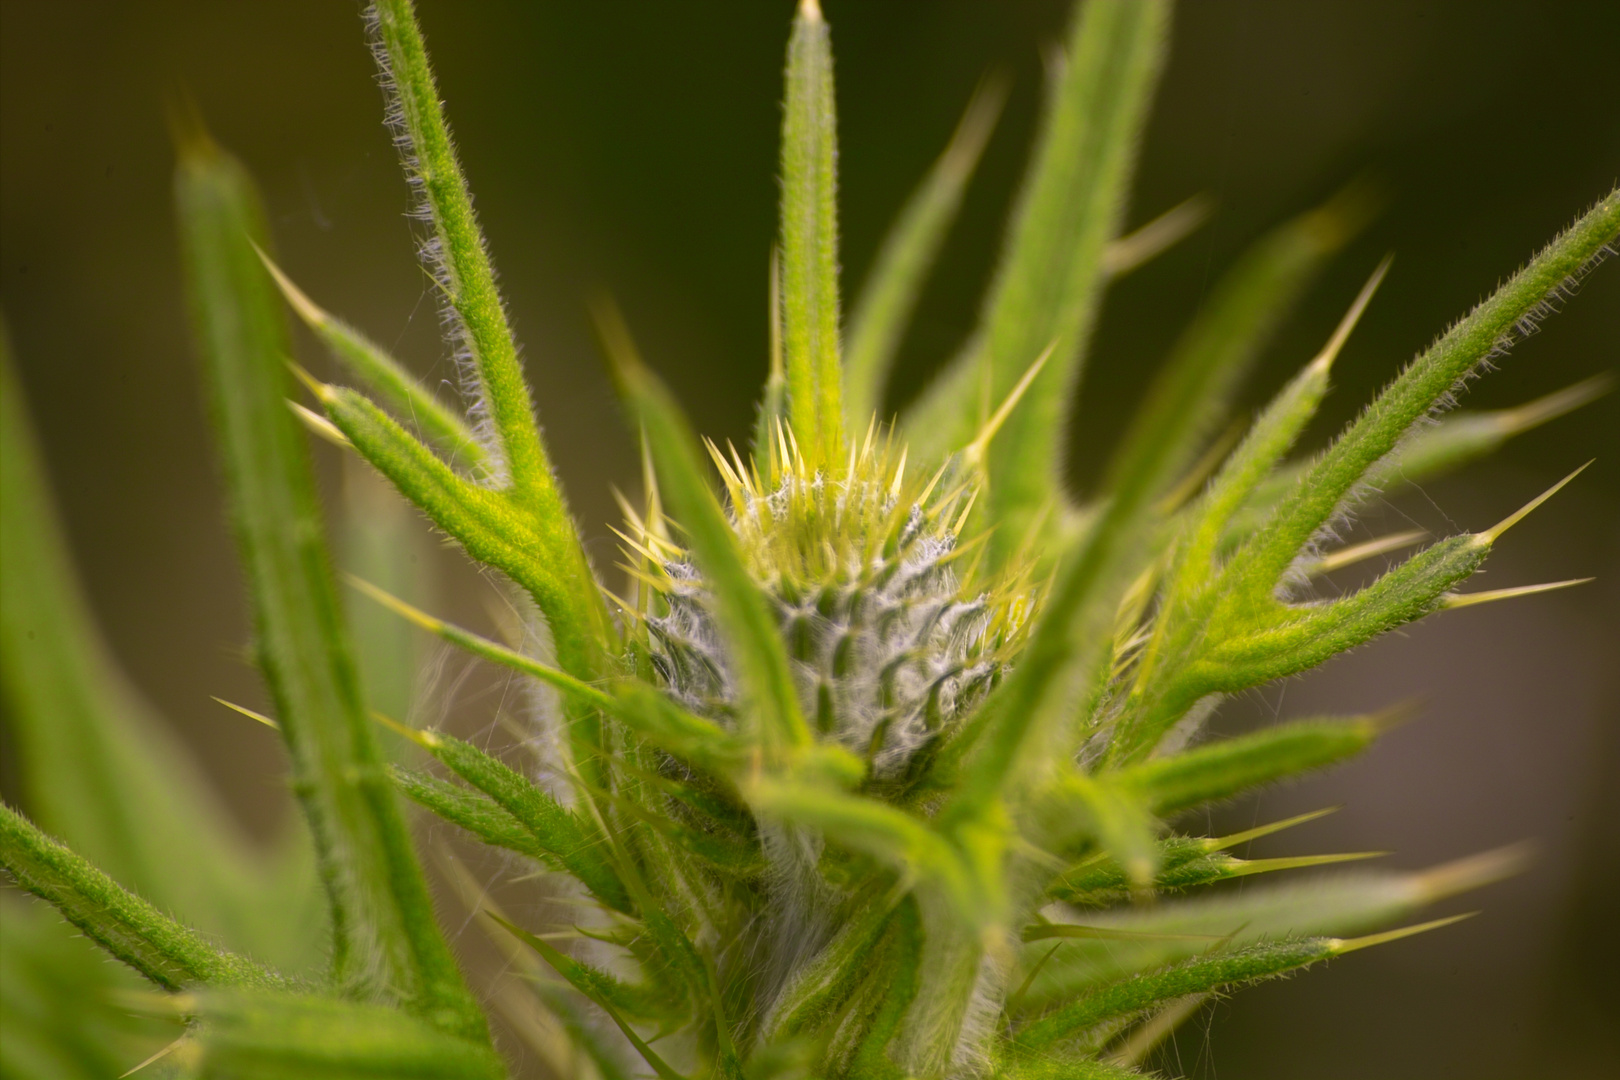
[2,2,1616,1076]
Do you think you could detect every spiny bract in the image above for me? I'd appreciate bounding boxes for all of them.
[1,0,1615,1078]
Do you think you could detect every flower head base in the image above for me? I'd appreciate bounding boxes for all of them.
[629,420,1037,780]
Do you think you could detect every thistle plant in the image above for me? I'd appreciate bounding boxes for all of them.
[2,0,1616,1077]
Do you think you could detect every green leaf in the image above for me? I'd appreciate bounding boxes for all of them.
[0,339,318,969]
[365,0,613,695]
[1116,712,1387,816]
[175,131,486,1043]
[599,306,811,754]
[1228,188,1619,595]
[192,990,507,1080]
[368,0,541,494]
[1014,936,1334,1050]
[1098,191,1370,542]
[0,803,285,992]
[261,255,485,469]
[780,0,844,473]
[844,78,1005,431]
[390,767,549,863]
[0,893,182,1080]
[954,0,1170,566]
[1021,847,1521,1003]
[387,725,631,914]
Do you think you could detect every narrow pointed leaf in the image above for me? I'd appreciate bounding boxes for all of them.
[780,0,844,471]
[1099,194,1368,532]
[193,990,507,1080]
[1116,713,1386,816]
[176,133,486,1042]
[1015,937,1333,1049]
[262,256,484,468]
[964,0,1170,566]
[368,0,543,492]
[0,803,285,992]
[1023,846,1522,1002]
[389,726,630,913]
[1229,188,1619,594]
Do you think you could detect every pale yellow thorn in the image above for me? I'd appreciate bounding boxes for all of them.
[888,444,909,500]
[1102,194,1213,277]
[1306,529,1428,576]
[964,341,1056,466]
[253,242,331,329]
[1411,842,1535,904]
[1329,912,1476,955]
[1226,851,1388,878]
[1204,807,1339,852]
[951,487,981,536]
[1495,372,1613,435]
[346,573,444,634]
[1442,578,1593,610]
[1307,254,1393,376]
[1154,420,1244,515]
[288,400,351,448]
[285,357,336,404]
[119,1033,191,1078]
[372,708,440,748]
[211,696,280,731]
[1475,460,1593,546]
[799,0,823,21]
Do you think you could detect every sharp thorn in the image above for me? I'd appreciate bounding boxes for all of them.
[288,400,351,448]
[963,340,1056,465]
[284,357,335,403]
[210,696,280,731]
[1496,373,1613,435]
[1204,807,1339,851]
[1411,842,1535,904]
[1442,578,1593,610]
[1306,529,1428,575]
[1308,254,1392,375]
[1329,912,1476,955]
[1476,460,1593,545]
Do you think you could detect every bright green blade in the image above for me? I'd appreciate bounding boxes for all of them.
[779,0,845,473]
[0,337,318,969]
[933,0,1171,566]
[1023,846,1522,1004]
[367,0,614,682]
[0,803,286,992]
[262,255,485,470]
[1229,188,1620,595]
[844,78,1005,431]
[175,130,487,1044]
[191,990,507,1080]
[368,0,543,495]
[1097,191,1368,539]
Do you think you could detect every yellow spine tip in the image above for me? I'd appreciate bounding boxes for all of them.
[1330,912,1477,955]
[1410,842,1535,903]
[1476,460,1593,545]
[1442,578,1594,610]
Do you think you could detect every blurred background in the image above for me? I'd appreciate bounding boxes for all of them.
[2,1,1616,1075]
